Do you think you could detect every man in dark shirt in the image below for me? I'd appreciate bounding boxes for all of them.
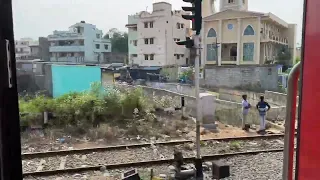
[256,95,271,134]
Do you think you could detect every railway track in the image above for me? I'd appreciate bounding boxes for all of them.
[22,134,286,159]
[22,134,292,178]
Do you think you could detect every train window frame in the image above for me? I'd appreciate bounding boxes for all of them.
[0,0,24,179]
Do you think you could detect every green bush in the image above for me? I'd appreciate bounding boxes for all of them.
[18,82,153,129]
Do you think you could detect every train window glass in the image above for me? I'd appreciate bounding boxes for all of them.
[0,0,305,179]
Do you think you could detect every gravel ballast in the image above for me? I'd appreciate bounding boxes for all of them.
[22,138,290,173]
[24,152,295,180]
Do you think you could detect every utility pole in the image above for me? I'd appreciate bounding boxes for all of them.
[176,0,203,178]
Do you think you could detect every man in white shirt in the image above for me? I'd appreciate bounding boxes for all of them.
[241,94,251,131]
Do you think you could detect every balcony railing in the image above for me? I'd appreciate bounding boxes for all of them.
[261,34,289,44]
[49,46,85,52]
[222,56,237,61]
[48,33,84,40]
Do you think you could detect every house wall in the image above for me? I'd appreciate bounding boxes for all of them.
[202,9,296,66]
[51,65,101,97]
[204,65,279,91]
[127,2,190,67]
[48,22,111,63]
[118,84,285,127]
[203,17,261,65]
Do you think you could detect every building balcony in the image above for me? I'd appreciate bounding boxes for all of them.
[125,23,137,28]
[48,33,84,41]
[94,39,111,43]
[221,56,237,64]
[261,34,288,45]
[50,56,85,63]
[49,46,85,52]
[222,56,237,61]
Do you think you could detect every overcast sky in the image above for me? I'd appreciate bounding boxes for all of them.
[12,0,303,44]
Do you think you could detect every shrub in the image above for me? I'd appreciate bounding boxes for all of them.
[120,87,149,118]
[18,82,154,130]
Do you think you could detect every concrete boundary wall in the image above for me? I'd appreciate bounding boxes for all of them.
[217,88,263,106]
[121,84,286,127]
[265,91,299,107]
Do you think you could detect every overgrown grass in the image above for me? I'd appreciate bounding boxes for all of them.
[19,82,151,129]
[19,83,190,141]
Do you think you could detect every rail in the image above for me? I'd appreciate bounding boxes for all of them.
[22,134,292,177]
[22,134,288,159]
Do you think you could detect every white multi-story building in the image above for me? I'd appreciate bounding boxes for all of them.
[126,2,191,67]
[15,38,38,60]
[48,21,111,63]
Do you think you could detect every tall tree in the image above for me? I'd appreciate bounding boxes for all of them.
[104,29,128,53]
[276,45,292,66]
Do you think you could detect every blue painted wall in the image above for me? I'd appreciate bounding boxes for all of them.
[51,65,101,97]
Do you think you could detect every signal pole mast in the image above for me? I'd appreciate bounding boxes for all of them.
[176,0,203,178]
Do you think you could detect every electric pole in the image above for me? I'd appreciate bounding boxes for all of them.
[176,0,203,178]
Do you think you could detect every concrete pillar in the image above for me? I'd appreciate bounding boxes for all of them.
[236,18,241,65]
[43,112,48,124]
[256,17,261,64]
[200,93,218,131]
[218,20,222,66]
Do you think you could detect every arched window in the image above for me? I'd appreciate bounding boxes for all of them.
[207,28,217,37]
[243,25,255,35]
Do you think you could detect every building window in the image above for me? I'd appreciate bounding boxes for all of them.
[132,54,137,57]
[104,44,108,50]
[96,44,100,49]
[144,22,148,28]
[144,39,149,44]
[144,54,148,60]
[96,34,101,38]
[177,23,180,29]
[133,40,137,46]
[181,24,184,28]
[243,43,254,61]
[176,54,180,59]
[227,24,233,30]
[244,25,255,35]
[150,22,154,28]
[207,44,217,61]
[150,38,154,44]
[150,54,154,60]
[207,28,217,37]
[228,0,235,3]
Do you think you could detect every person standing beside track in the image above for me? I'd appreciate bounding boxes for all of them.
[256,95,271,134]
[241,94,251,131]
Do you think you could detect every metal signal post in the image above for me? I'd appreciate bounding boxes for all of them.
[176,0,203,178]
[193,34,203,178]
